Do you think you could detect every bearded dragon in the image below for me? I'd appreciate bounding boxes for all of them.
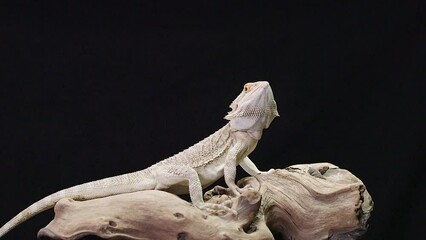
[0,81,279,238]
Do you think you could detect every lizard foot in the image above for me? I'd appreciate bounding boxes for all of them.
[195,202,237,216]
[212,185,242,197]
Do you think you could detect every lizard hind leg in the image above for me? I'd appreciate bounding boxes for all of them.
[152,165,204,205]
[152,165,237,215]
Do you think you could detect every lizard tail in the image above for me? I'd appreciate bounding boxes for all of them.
[0,170,154,238]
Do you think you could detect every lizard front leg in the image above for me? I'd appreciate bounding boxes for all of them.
[239,156,261,176]
[223,144,246,197]
[240,156,275,175]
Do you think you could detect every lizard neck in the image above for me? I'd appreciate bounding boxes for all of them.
[247,130,263,140]
[228,122,264,140]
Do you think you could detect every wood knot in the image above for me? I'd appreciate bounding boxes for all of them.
[174,212,184,219]
[177,232,188,240]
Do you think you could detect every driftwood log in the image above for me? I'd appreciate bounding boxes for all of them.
[38,163,373,240]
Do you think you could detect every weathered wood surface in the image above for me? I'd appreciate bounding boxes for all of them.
[38,163,373,240]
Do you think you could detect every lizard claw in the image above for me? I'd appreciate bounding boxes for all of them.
[211,185,242,197]
[195,202,237,216]
[212,185,229,195]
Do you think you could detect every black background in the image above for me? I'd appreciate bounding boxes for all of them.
[0,2,424,239]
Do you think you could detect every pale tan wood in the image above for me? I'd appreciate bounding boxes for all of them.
[38,163,373,240]
[255,163,373,240]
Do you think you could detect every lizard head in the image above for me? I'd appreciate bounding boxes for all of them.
[225,81,279,132]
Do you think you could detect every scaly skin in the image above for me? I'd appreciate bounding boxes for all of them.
[0,81,279,238]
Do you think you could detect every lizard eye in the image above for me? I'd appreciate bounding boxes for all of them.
[244,85,250,92]
[243,83,255,92]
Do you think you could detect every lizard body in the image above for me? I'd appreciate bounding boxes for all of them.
[0,81,279,238]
